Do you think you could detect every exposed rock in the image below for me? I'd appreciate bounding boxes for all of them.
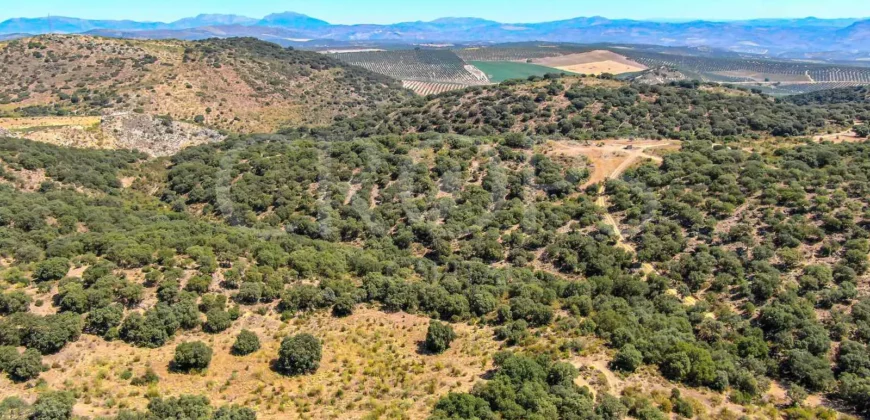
[0,127,15,138]
[101,113,225,157]
[627,66,688,85]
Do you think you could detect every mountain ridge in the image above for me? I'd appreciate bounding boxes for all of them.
[2,12,870,57]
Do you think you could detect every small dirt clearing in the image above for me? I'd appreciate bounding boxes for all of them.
[542,139,677,187]
[814,128,865,144]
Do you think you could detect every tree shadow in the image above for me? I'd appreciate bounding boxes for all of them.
[478,368,497,380]
[415,340,434,355]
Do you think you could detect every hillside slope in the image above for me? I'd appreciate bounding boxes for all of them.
[324,75,867,140]
[0,35,412,134]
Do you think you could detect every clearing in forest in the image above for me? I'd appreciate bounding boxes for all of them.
[542,139,676,187]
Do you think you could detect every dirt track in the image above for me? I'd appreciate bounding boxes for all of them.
[544,139,677,275]
[543,139,674,188]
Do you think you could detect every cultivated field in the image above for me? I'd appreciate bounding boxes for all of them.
[455,45,585,62]
[623,50,870,86]
[532,50,647,75]
[331,50,489,85]
[469,61,568,82]
[402,80,471,96]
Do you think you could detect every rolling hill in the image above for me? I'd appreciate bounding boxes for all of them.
[0,44,869,418]
[0,35,412,153]
[323,74,864,140]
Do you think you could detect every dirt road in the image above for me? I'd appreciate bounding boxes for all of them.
[544,139,677,276]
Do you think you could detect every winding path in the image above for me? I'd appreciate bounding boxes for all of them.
[592,143,673,276]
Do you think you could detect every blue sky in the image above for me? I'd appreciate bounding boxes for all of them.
[2,0,869,24]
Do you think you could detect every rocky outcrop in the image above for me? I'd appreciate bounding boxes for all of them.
[101,113,225,157]
[0,114,224,157]
[627,67,688,85]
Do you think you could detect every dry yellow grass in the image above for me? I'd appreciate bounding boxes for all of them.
[0,35,408,134]
[0,116,101,130]
[0,308,499,420]
[532,51,647,75]
[554,61,646,75]
[0,114,222,156]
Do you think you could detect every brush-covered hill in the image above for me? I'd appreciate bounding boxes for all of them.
[323,74,868,140]
[2,66,870,419]
[0,35,411,134]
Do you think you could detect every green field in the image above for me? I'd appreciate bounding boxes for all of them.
[470,61,572,82]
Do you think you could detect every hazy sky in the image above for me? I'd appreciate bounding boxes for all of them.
[2,0,869,24]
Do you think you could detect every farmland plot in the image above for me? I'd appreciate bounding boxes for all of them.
[332,50,489,84]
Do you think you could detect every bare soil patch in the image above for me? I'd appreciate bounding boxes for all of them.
[814,129,865,144]
[541,139,676,187]
[533,51,647,75]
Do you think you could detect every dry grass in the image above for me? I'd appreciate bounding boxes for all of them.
[0,114,222,157]
[532,51,647,75]
[0,116,102,130]
[0,308,499,420]
[0,35,406,134]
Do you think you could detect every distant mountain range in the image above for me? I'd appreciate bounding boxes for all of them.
[2,12,870,59]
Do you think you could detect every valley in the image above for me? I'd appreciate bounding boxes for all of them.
[1,5,870,420]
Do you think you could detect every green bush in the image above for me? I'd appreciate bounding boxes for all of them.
[7,349,42,382]
[31,391,75,420]
[331,295,355,317]
[231,330,260,356]
[424,320,456,354]
[203,309,232,333]
[612,344,643,373]
[33,258,70,282]
[147,395,210,420]
[172,341,213,372]
[276,333,321,375]
[430,393,494,420]
[213,405,256,420]
[0,291,30,315]
[131,368,160,386]
[85,304,123,336]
